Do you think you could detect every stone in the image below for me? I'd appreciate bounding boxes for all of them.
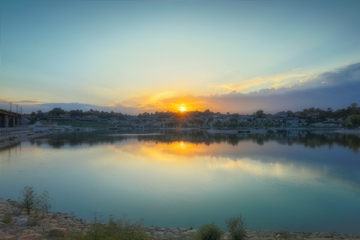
[48,227,67,237]
[49,219,57,224]
[186,230,198,236]
[16,217,28,226]
[165,232,174,238]
[169,227,180,234]
[0,232,16,240]
[18,234,44,239]
[154,232,163,237]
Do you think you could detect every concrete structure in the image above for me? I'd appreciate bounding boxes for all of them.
[0,109,22,128]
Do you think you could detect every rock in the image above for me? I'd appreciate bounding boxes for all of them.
[49,219,57,224]
[18,234,44,239]
[16,217,28,226]
[186,229,198,236]
[169,227,180,234]
[0,232,16,240]
[154,232,163,237]
[48,227,67,237]
[165,232,174,238]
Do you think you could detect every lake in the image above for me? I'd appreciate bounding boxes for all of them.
[0,130,360,233]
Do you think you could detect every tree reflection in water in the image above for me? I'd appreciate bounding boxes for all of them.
[25,130,360,154]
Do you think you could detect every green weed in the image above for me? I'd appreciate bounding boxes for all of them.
[225,215,247,240]
[2,214,13,224]
[196,223,223,240]
[66,215,152,240]
[18,186,54,216]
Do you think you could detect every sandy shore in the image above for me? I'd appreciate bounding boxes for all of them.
[1,198,359,240]
[0,130,53,150]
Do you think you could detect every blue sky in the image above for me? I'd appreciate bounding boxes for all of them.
[1,0,359,114]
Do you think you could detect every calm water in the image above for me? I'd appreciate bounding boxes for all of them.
[1,130,360,233]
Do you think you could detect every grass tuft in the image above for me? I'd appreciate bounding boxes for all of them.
[225,215,247,240]
[195,223,223,240]
[3,214,13,224]
[65,215,152,240]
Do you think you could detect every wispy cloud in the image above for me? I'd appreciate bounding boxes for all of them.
[5,62,360,114]
[207,70,307,94]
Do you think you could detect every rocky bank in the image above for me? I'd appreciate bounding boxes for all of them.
[1,198,359,240]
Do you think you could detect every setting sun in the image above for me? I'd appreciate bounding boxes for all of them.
[179,107,186,112]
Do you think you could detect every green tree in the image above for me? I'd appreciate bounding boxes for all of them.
[256,110,264,118]
[195,119,204,126]
[286,110,294,117]
[213,120,223,129]
[347,115,360,128]
[48,108,65,116]
[350,103,358,109]
[36,110,45,119]
[225,215,247,240]
[37,191,54,217]
[197,223,223,240]
[19,186,37,214]
[228,117,239,129]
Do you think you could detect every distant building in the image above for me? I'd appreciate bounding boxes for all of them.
[286,119,299,127]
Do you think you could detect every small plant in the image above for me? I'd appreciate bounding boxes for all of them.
[18,186,54,216]
[68,215,151,240]
[70,211,77,218]
[37,190,55,217]
[19,186,38,214]
[2,214,13,224]
[225,215,247,240]
[30,209,41,226]
[196,223,223,240]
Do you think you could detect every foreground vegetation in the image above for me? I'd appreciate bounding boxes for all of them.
[2,186,360,239]
[3,187,247,240]
[64,215,246,240]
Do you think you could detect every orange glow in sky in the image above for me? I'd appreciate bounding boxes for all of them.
[179,107,186,112]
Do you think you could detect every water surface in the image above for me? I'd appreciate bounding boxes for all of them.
[0,130,360,233]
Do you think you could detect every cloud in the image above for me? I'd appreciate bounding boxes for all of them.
[5,62,360,115]
[207,71,307,94]
[158,62,360,113]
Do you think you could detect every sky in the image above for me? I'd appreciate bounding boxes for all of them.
[1,0,360,114]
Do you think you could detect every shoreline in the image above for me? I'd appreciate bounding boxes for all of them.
[1,198,359,240]
[0,130,54,150]
[334,129,360,135]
